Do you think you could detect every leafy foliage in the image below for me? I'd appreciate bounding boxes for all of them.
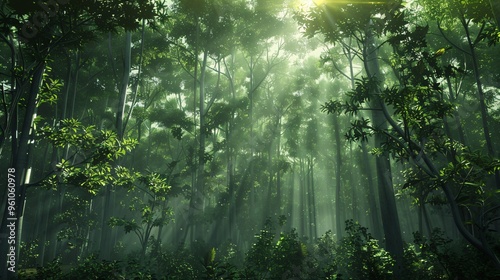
[19,240,40,270]
[28,220,500,279]
[32,259,63,280]
[109,171,173,256]
[5,0,500,278]
[335,220,394,280]
[246,229,308,279]
[64,255,122,280]
[40,119,137,194]
[405,229,500,279]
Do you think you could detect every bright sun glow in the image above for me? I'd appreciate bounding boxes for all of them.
[295,0,388,9]
[293,0,325,10]
[302,0,326,8]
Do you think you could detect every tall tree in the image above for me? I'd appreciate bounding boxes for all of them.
[296,1,406,274]
[321,5,500,269]
[0,0,154,276]
[419,0,500,187]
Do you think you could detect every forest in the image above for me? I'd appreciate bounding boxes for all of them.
[0,0,500,279]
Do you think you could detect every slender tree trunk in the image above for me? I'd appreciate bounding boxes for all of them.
[156,200,168,246]
[461,18,499,188]
[300,159,306,236]
[264,143,273,221]
[0,35,16,155]
[364,24,405,276]
[184,17,202,245]
[445,75,466,145]
[333,114,343,239]
[124,20,145,131]
[223,53,236,241]
[287,169,295,231]
[349,143,358,222]
[69,52,80,120]
[360,141,381,239]
[417,192,433,237]
[100,31,132,260]
[422,201,432,237]
[417,201,423,235]
[61,53,72,121]
[490,0,500,27]
[0,62,45,278]
[247,56,256,242]
[195,50,208,241]
[116,31,132,139]
[309,158,317,239]
[38,191,53,265]
[307,158,313,238]
[80,198,94,258]
[276,117,282,214]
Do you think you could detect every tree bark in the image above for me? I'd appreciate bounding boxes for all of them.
[333,114,343,240]
[0,61,45,278]
[461,18,500,188]
[361,141,381,239]
[100,31,132,260]
[195,50,208,241]
[364,23,405,276]
[116,31,132,140]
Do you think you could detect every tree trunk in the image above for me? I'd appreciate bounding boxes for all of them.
[307,158,313,238]
[124,20,145,132]
[116,31,132,140]
[300,159,306,236]
[489,0,500,30]
[100,31,132,260]
[333,114,343,240]
[276,117,282,214]
[0,61,45,278]
[445,75,466,145]
[195,50,208,241]
[461,18,500,188]
[309,158,317,239]
[349,143,358,222]
[364,24,405,276]
[361,141,381,239]
[287,168,295,231]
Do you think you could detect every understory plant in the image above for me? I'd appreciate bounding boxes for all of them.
[18,220,500,279]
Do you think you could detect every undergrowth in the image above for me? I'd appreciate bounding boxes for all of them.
[16,219,500,279]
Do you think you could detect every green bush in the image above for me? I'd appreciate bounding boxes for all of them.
[334,220,394,280]
[32,259,63,280]
[19,239,40,270]
[65,254,122,280]
[403,229,450,280]
[244,217,317,279]
[141,239,200,279]
[23,221,500,279]
[313,230,338,278]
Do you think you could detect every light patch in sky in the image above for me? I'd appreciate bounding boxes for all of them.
[300,0,389,6]
[292,0,323,11]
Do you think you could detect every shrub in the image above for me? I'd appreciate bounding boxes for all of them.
[334,220,394,280]
[30,259,63,280]
[65,254,122,280]
[244,217,316,279]
[313,230,338,278]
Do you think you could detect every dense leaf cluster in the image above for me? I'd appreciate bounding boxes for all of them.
[18,219,499,279]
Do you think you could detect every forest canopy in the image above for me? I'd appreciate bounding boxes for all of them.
[0,0,500,279]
